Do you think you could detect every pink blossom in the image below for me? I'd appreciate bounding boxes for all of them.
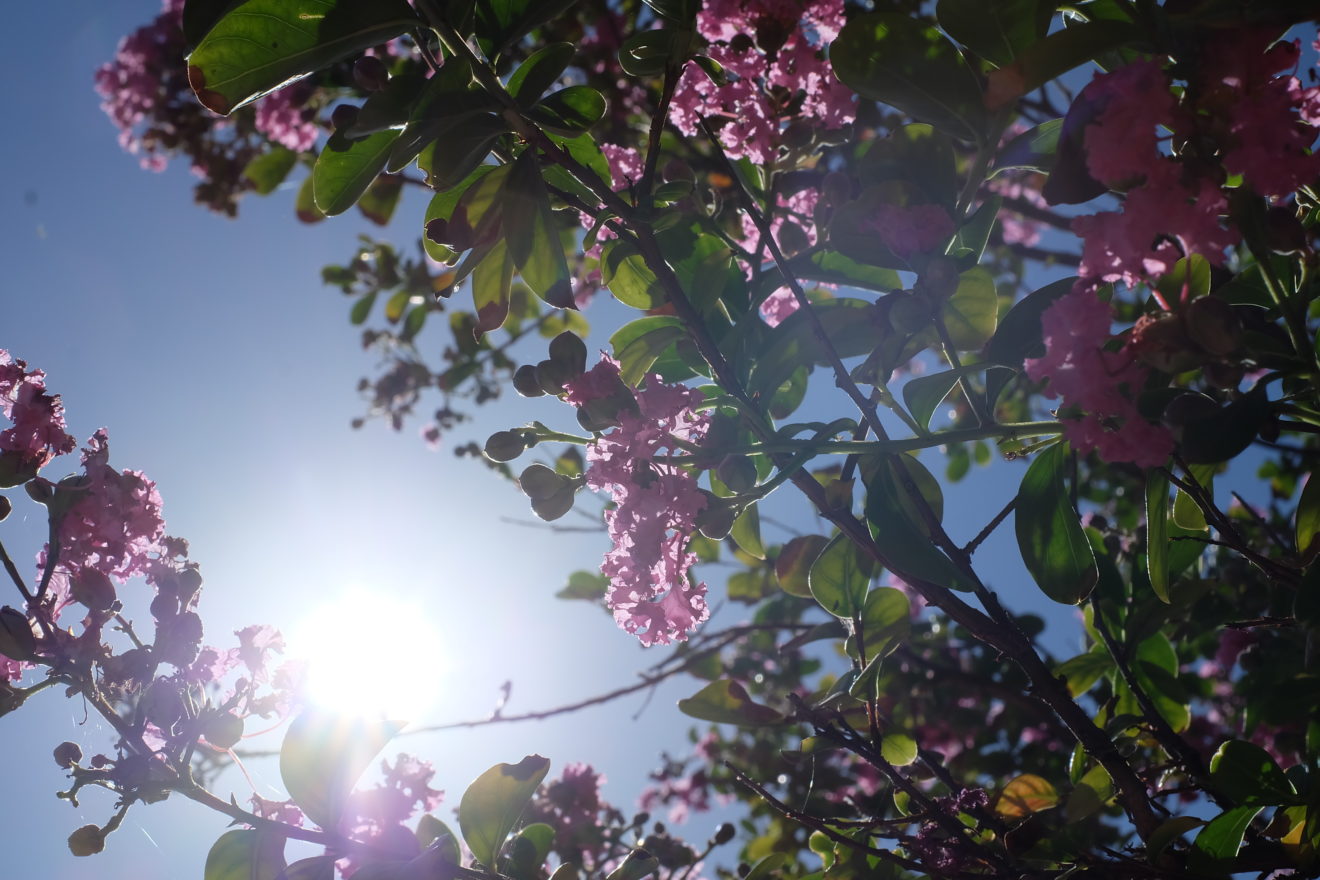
[759,289,800,327]
[1024,284,1174,468]
[93,0,186,171]
[341,753,443,839]
[1080,60,1178,187]
[1072,163,1237,286]
[254,86,319,152]
[601,144,644,189]
[670,0,852,164]
[235,624,285,685]
[250,795,305,828]
[0,351,76,474]
[563,357,712,646]
[1200,30,1320,199]
[57,431,165,580]
[527,763,606,841]
[863,203,955,260]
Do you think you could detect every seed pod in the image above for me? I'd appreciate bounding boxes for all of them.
[71,568,117,612]
[53,741,82,769]
[67,825,105,857]
[353,56,389,92]
[0,607,38,662]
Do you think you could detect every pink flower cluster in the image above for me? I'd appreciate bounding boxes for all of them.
[341,753,444,847]
[863,202,956,261]
[0,350,76,477]
[671,0,854,164]
[254,85,319,153]
[93,0,186,171]
[564,357,712,646]
[1024,285,1173,467]
[1070,33,1320,286]
[527,762,606,841]
[58,430,165,581]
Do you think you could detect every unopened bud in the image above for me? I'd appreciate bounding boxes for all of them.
[520,465,567,501]
[1184,296,1242,357]
[695,496,736,540]
[713,823,736,845]
[330,104,360,132]
[67,825,105,857]
[1264,205,1308,254]
[916,256,960,302]
[0,495,10,521]
[888,292,933,334]
[484,430,529,462]
[716,456,757,493]
[353,55,389,92]
[0,607,38,662]
[548,331,588,377]
[24,478,54,505]
[776,220,811,257]
[1202,360,1245,390]
[71,568,117,612]
[53,741,82,769]
[1161,391,1220,432]
[203,712,244,750]
[1128,312,1197,374]
[513,364,546,398]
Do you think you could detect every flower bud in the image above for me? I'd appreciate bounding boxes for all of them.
[548,331,588,377]
[68,825,105,857]
[24,478,54,505]
[1202,360,1245,391]
[353,55,389,92]
[330,104,360,132]
[1128,312,1197,374]
[485,430,529,463]
[531,481,577,522]
[203,711,244,750]
[915,256,960,302]
[1184,296,1242,357]
[887,292,932,334]
[71,568,117,612]
[53,741,82,769]
[1263,205,1308,254]
[776,220,811,257]
[713,823,736,845]
[0,495,10,521]
[0,607,38,662]
[512,364,546,398]
[695,495,736,540]
[1161,391,1219,433]
[716,455,757,494]
[520,464,567,501]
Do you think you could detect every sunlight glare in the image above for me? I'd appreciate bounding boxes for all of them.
[286,588,443,722]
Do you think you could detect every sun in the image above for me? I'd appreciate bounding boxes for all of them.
[285,587,444,722]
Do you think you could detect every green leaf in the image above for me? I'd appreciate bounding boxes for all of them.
[529,86,607,136]
[1016,442,1097,604]
[458,756,551,869]
[1010,19,1141,97]
[994,773,1059,817]
[313,130,400,216]
[349,291,377,325]
[473,0,581,60]
[610,317,686,386]
[1115,634,1190,733]
[775,535,829,598]
[762,250,902,295]
[1190,806,1263,870]
[1209,740,1298,806]
[880,733,918,767]
[279,710,403,831]
[422,165,496,263]
[747,298,881,400]
[936,0,1053,67]
[1064,764,1113,821]
[808,534,873,618]
[902,365,979,431]
[864,457,972,590]
[939,267,999,351]
[1054,648,1112,697]
[1146,470,1170,603]
[604,850,659,880]
[295,173,325,224]
[243,147,298,194]
[677,680,784,727]
[601,240,664,309]
[183,0,244,49]
[619,29,677,77]
[1297,473,1320,562]
[984,277,1074,367]
[1147,817,1205,859]
[508,42,575,107]
[357,174,403,226]
[991,118,1062,177]
[186,0,419,114]
[421,114,509,192]
[557,570,608,601]
[472,240,514,335]
[831,13,987,143]
[507,823,556,880]
[853,586,911,666]
[415,815,461,863]
[730,504,765,560]
[947,195,1001,267]
[205,830,285,880]
[349,72,425,138]
[276,856,335,880]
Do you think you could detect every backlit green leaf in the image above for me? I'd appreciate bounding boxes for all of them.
[313,130,400,216]
[279,710,403,831]
[1016,442,1097,604]
[677,680,784,727]
[204,830,285,880]
[458,756,551,868]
